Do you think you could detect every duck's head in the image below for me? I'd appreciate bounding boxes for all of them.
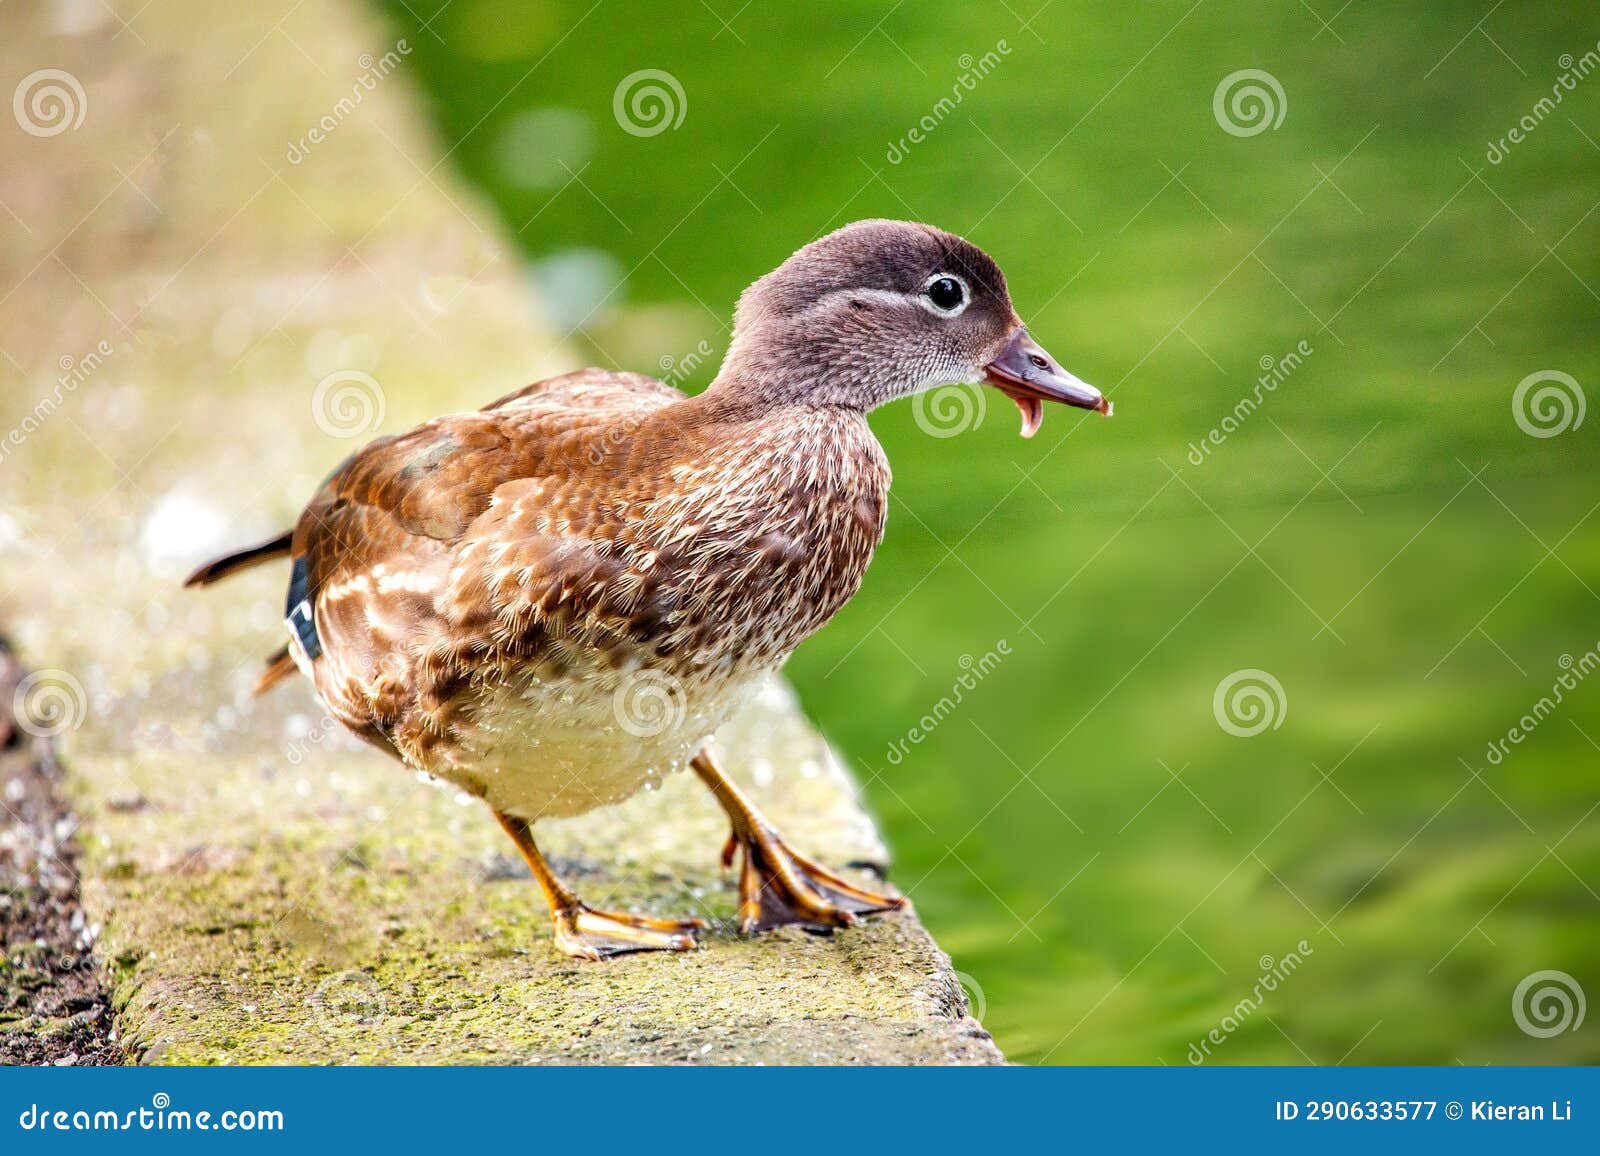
[714,218,1110,436]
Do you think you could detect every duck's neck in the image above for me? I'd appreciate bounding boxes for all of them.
[696,333,901,415]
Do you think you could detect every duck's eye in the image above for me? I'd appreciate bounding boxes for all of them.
[923,275,967,313]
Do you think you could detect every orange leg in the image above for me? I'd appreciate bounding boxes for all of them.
[690,750,907,933]
[494,811,706,960]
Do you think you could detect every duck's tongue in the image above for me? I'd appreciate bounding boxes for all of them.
[983,328,1111,437]
[1012,394,1045,439]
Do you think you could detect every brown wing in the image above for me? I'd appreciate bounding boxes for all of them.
[483,366,682,414]
[288,369,685,756]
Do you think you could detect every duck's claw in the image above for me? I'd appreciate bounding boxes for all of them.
[551,903,707,961]
[729,824,907,934]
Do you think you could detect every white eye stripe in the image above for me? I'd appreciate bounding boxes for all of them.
[812,274,971,317]
[918,272,970,316]
[818,288,914,311]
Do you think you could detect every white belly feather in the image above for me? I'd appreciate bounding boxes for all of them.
[431,663,762,820]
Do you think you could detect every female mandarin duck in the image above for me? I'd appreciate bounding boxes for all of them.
[188,220,1110,960]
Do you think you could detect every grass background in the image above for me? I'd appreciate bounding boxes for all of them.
[374,0,1600,1063]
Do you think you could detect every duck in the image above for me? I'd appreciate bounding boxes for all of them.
[186,219,1111,960]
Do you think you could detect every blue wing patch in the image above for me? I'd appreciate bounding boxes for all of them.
[285,555,322,661]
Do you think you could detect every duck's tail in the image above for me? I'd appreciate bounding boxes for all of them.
[182,530,292,588]
[252,645,299,696]
[183,530,297,697]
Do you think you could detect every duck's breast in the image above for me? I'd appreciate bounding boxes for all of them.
[647,405,890,674]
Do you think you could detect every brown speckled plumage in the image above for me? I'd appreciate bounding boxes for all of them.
[293,370,889,815]
[187,219,1109,956]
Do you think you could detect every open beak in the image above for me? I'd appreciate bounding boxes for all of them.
[983,328,1111,437]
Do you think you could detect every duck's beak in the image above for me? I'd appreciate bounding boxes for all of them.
[983,328,1111,437]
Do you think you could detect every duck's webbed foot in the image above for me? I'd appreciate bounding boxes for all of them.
[551,902,707,961]
[493,810,706,961]
[691,751,906,934]
[721,821,905,933]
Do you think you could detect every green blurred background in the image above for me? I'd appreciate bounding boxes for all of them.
[374,0,1599,1064]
